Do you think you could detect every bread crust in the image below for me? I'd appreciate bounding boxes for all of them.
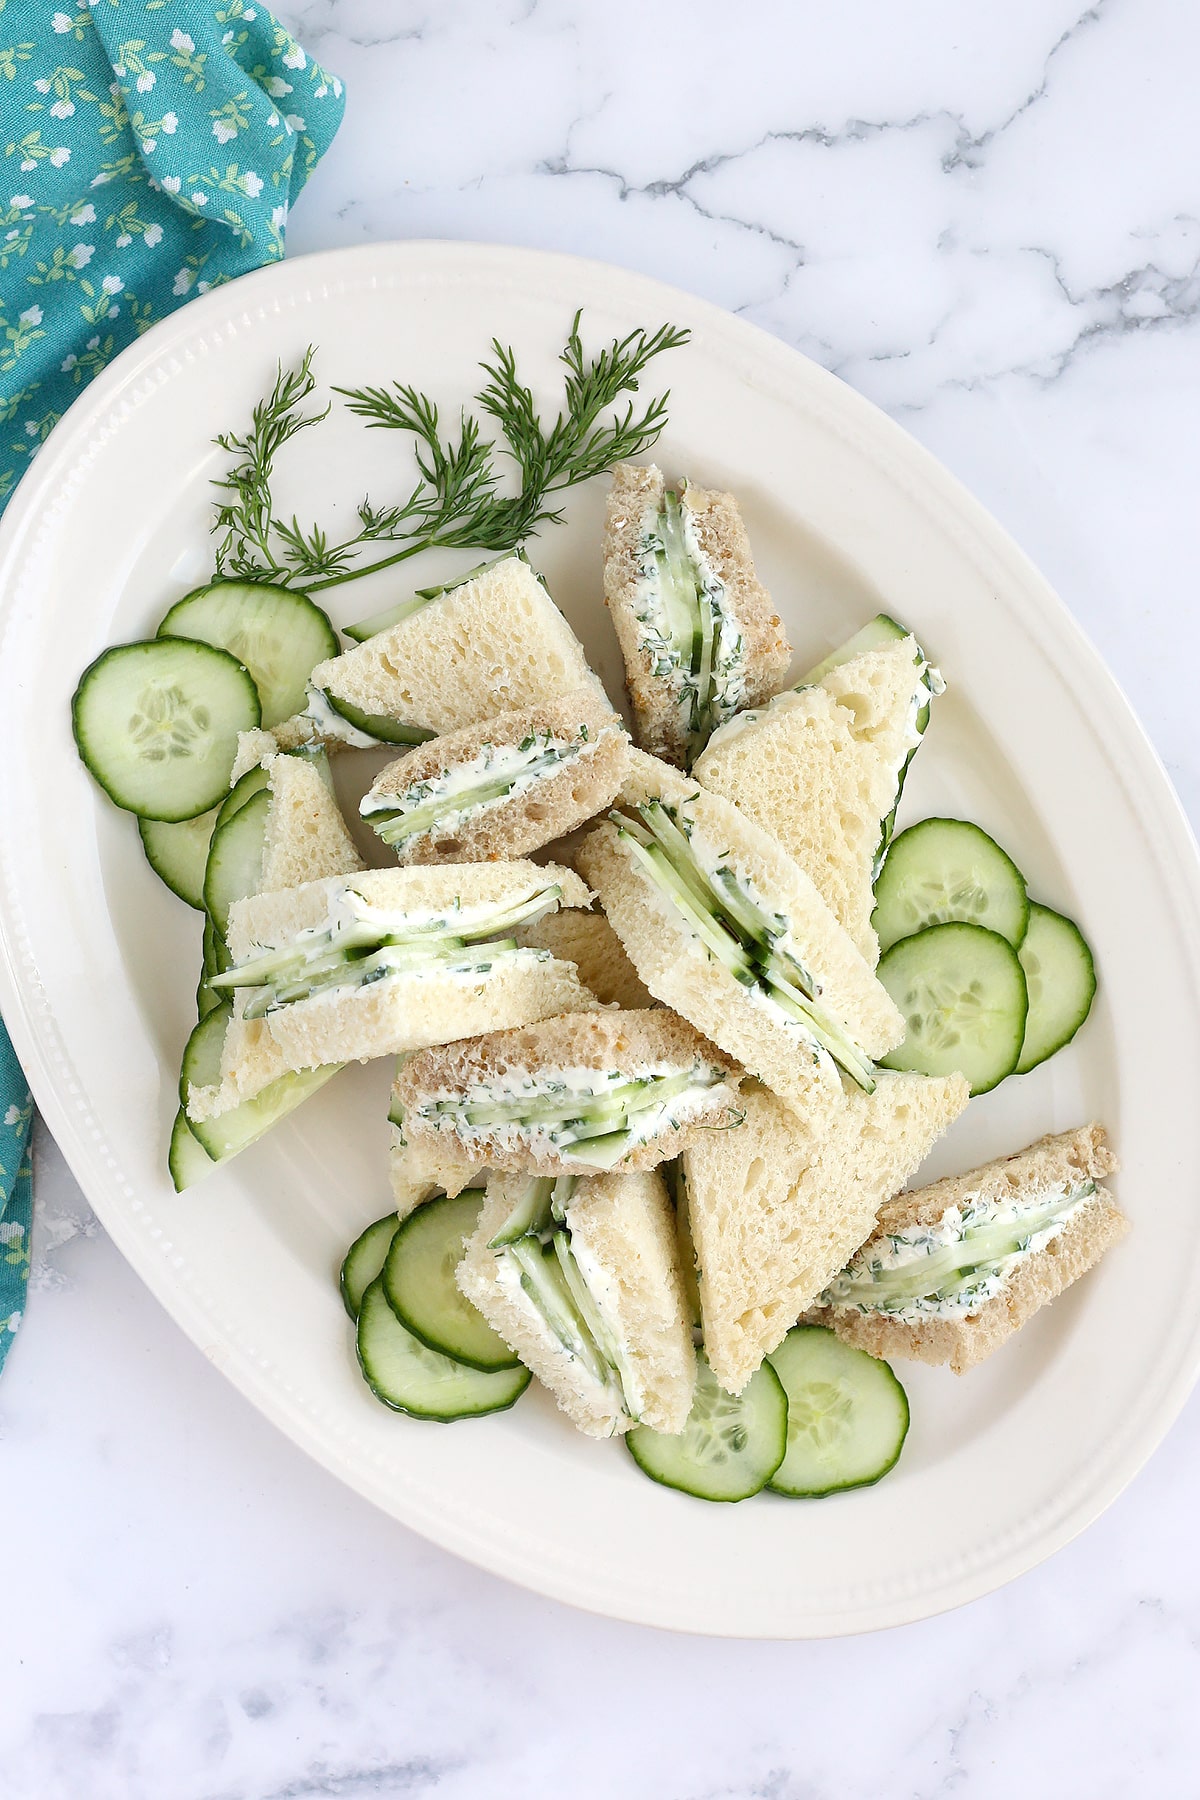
[364,688,630,865]
[603,464,790,766]
[809,1126,1128,1374]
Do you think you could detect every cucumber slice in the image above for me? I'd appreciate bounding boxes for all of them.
[138,807,219,909]
[203,786,269,936]
[73,638,261,821]
[214,762,270,831]
[322,690,435,747]
[168,1108,215,1192]
[798,612,910,685]
[382,1190,519,1371]
[874,817,1030,954]
[179,1003,340,1160]
[157,582,338,728]
[340,1213,400,1321]
[1016,902,1097,1074]
[626,1350,788,1502]
[878,921,1027,1095]
[766,1325,909,1496]
[355,1277,531,1420]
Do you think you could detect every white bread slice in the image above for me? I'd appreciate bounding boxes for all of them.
[694,639,932,964]
[187,863,596,1121]
[456,1170,696,1437]
[260,751,365,891]
[231,727,279,783]
[277,558,608,744]
[809,1125,1126,1375]
[394,1008,743,1179]
[362,687,630,864]
[388,1123,483,1218]
[604,464,790,766]
[576,753,905,1123]
[515,908,654,1010]
[683,1072,969,1394]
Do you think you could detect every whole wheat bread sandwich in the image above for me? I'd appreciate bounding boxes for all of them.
[186,862,597,1122]
[604,463,790,769]
[576,750,905,1131]
[176,741,369,1181]
[359,687,630,864]
[808,1124,1126,1374]
[457,1168,697,1438]
[392,1007,743,1185]
[694,621,943,964]
[273,556,608,750]
[680,1071,970,1394]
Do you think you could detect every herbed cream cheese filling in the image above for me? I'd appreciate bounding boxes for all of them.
[821,1180,1097,1323]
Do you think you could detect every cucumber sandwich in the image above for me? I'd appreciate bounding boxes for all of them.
[810,1124,1126,1373]
[185,863,598,1125]
[694,617,944,965]
[680,1073,969,1395]
[603,464,791,769]
[456,1168,697,1438]
[577,751,905,1128]
[391,1008,744,1184]
[172,739,369,1186]
[272,556,610,751]
[360,688,630,865]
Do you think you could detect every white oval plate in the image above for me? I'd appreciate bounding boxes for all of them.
[1,243,1197,1638]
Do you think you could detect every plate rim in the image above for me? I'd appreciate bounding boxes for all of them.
[2,238,1199,1638]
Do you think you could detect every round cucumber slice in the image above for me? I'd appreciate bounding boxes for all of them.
[355,1278,531,1421]
[383,1191,519,1371]
[138,806,219,909]
[878,921,1027,1095]
[73,637,261,822]
[158,581,338,728]
[766,1325,909,1497]
[340,1214,400,1321]
[1016,901,1097,1074]
[203,785,269,936]
[626,1350,788,1502]
[873,817,1029,954]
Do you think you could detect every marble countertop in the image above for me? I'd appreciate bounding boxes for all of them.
[5,1,1200,1793]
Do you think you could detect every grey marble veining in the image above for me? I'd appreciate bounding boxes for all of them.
[4,2,1200,1794]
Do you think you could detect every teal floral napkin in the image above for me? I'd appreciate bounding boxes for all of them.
[0,0,345,1373]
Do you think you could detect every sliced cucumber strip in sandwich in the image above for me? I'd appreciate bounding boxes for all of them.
[214,762,270,829]
[765,1326,909,1497]
[320,691,434,747]
[798,612,911,685]
[340,1213,400,1321]
[626,1350,788,1502]
[878,921,1027,1095]
[1016,902,1097,1074]
[138,807,219,909]
[168,1108,216,1192]
[874,817,1029,954]
[382,1190,519,1371]
[203,785,269,936]
[157,581,338,727]
[73,638,261,821]
[355,1277,531,1420]
[178,1003,340,1161]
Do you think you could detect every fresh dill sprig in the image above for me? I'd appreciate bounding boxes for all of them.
[211,347,330,582]
[208,312,690,592]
